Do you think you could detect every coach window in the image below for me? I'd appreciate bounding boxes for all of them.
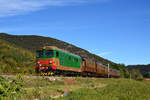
[68,56,71,60]
[74,58,78,62]
[56,51,59,57]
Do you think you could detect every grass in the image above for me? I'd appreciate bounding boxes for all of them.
[1,75,150,100]
[59,79,150,100]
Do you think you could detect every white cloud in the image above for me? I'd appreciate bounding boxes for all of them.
[97,51,111,56]
[88,48,111,57]
[88,49,99,53]
[0,0,108,17]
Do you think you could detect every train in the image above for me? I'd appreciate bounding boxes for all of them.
[35,46,120,77]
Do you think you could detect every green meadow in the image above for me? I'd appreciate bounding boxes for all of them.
[0,75,150,100]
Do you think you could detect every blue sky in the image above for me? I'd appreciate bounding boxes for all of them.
[0,0,150,65]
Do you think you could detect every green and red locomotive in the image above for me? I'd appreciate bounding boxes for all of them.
[35,46,120,77]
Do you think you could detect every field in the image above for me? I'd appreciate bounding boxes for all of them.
[1,75,150,100]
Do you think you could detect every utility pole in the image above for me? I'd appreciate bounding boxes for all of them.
[108,63,110,78]
[130,73,131,80]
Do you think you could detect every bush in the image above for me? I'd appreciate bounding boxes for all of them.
[0,74,25,99]
[144,72,150,78]
[0,39,35,74]
[57,79,150,100]
[130,70,144,80]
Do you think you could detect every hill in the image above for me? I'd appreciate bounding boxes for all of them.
[0,33,113,65]
[0,33,129,77]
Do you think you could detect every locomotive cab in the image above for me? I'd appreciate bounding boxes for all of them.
[35,46,59,73]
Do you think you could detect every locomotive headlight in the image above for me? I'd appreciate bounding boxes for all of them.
[49,61,52,64]
[49,61,55,64]
[37,61,40,64]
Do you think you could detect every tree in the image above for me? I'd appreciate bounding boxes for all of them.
[144,72,150,78]
[129,70,143,80]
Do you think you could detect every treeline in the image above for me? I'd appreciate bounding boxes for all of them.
[110,63,143,80]
[127,64,150,78]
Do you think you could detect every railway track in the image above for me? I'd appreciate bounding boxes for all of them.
[1,74,62,80]
[0,74,102,81]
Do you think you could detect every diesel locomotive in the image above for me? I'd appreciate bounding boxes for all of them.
[35,46,120,77]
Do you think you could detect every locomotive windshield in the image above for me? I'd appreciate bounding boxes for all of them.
[36,50,43,58]
[46,50,54,57]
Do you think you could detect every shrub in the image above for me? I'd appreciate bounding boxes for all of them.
[130,70,144,80]
[0,39,35,74]
[0,74,25,99]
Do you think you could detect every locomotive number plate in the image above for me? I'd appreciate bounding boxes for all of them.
[40,72,54,76]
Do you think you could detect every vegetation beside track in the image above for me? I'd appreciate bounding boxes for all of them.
[0,39,35,74]
[1,74,150,100]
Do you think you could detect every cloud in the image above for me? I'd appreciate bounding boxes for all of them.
[88,48,111,57]
[88,49,99,53]
[97,51,111,56]
[0,0,108,17]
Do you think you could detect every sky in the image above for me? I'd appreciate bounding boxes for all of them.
[0,0,150,65]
